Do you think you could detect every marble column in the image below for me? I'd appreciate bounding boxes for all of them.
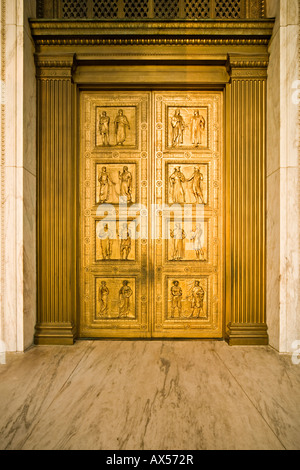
[266,0,300,353]
[0,0,36,352]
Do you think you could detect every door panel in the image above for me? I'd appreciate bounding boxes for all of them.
[80,91,151,338]
[79,90,223,338]
[152,92,223,338]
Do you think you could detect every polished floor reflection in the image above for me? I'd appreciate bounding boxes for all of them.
[0,341,299,450]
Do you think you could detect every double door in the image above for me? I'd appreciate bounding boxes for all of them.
[79,91,223,338]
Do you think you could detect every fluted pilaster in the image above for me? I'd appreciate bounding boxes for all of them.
[226,55,268,345]
[35,54,77,345]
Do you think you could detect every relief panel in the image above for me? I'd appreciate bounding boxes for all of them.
[95,219,138,262]
[167,106,209,149]
[166,162,209,205]
[96,106,137,148]
[165,218,209,262]
[95,277,137,320]
[95,162,138,205]
[166,277,209,320]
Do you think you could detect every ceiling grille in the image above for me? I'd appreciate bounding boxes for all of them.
[37,0,264,20]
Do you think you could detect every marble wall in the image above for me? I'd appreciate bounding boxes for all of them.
[0,0,36,352]
[266,0,300,352]
[1,1,299,352]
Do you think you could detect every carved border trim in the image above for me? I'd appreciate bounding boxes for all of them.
[230,60,269,68]
[227,54,269,79]
[0,0,5,343]
[35,38,270,46]
[30,20,274,29]
[261,0,265,18]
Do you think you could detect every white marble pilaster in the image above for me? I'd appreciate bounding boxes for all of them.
[266,0,300,353]
[0,0,36,352]
[23,0,36,350]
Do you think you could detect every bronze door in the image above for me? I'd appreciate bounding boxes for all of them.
[79,91,223,338]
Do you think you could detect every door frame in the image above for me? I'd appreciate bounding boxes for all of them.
[32,19,272,345]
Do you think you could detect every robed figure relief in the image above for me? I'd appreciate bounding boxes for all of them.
[120,224,132,260]
[119,166,133,203]
[115,109,130,146]
[187,167,205,204]
[190,281,205,318]
[169,166,186,204]
[170,224,186,261]
[190,224,205,260]
[191,111,206,147]
[98,281,109,316]
[99,111,110,146]
[98,224,114,260]
[170,281,183,318]
[119,281,133,318]
[171,109,185,147]
[98,167,116,204]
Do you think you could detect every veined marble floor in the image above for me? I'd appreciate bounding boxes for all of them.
[0,340,299,450]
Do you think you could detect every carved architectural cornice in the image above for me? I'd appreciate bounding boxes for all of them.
[30,19,275,47]
[229,59,269,68]
[35,53,77,79]
[35,37,271,47]
[30,20,274,31]
[227,53,269,79]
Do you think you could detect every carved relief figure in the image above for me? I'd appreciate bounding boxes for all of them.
[191,111,206,147]
[169,166,186,203]
[190,281,205,318]
[190,224,205,260]
[99,111,110,146]
[119,280,133,318]
[119,166,133,203]
[120,224,132,260]
[171,109,186,147]
[170,280,183,318]
[187,167,205,204]
[98,281,109,316]
[170,224,186,260]
[115,109,130,145]
[98,167,116,204]
[98,223,114,260]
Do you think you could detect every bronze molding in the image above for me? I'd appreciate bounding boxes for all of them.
[35,53,77,79]
[29,19,274,31]
[29,19,275,47]
[227,53,269,79]
[35,323,77,346]
[35,38,271,47]
[227,324,269,346]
